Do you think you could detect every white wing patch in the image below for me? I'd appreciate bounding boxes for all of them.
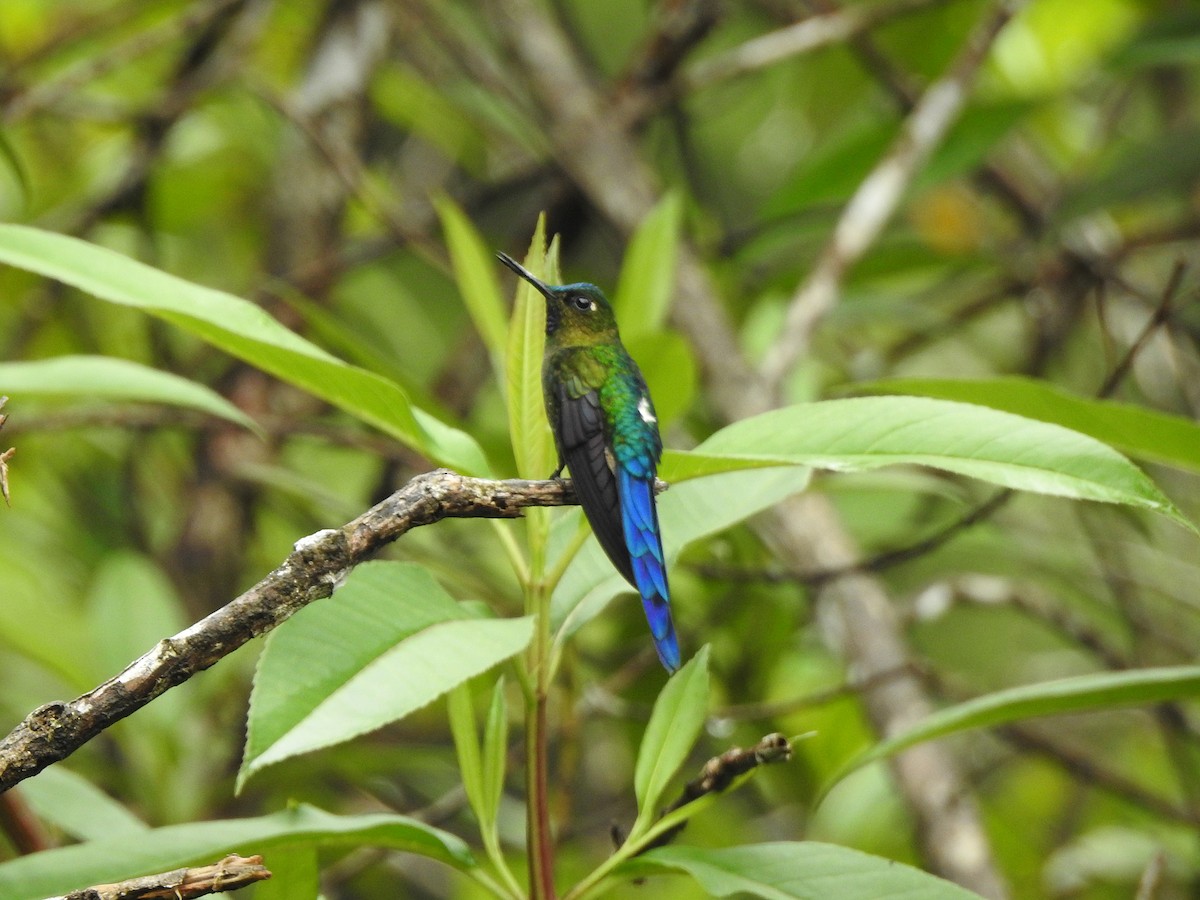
[637,396,656,424]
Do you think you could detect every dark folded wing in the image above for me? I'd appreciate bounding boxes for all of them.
[555,383,636,585]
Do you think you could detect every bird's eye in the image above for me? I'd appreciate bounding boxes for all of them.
[571,295,593,312]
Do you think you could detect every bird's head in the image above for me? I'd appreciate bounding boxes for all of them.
[498,252,618,347]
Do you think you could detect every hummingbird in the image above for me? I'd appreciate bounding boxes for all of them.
[498,252,680,673]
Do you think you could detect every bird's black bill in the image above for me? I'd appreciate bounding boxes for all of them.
[497,252,555,300]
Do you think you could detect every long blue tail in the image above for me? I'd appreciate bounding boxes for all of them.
[618,467,680,673]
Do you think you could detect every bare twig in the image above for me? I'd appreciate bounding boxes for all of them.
[615,734,793,852]
[0,471,586,795]
[759,0,1025,395]
[54,854,270,900]
[1097,260,1188,398]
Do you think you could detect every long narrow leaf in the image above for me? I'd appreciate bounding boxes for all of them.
[481,676,509,829]
[240,562,532,787]
[629,842,983,899]
[827,665,1200,793]
[613,192,682,339]
[0,355,260,434]
[862,376,1200,474]
[696,396,1192,531]
[447,685,487,829]
[0,224,487,474]
[504,218,555,481]
[436,196,509,372]
[20,767,148,842]
[0,804,475,900]
[633,646,711,834]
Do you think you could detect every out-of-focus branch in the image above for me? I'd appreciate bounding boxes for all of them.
[64,0,265,237]
[759,0,1025,395]
[54,854,270,900]
[612,0,956,128]
[0,471,584,795]
[1,0,250,122]
[1097,261,1188,398]
[994,724,1200,828]
[617,0,722,95]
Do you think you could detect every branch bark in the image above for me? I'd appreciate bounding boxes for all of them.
[0,471,581,795]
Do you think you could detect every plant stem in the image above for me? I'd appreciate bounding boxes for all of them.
[492,518,531,586]
[483,826,526,900]
[526,672,555,899]
[468,866,520,899]
[564,796,718,900]
[525,508,557,899]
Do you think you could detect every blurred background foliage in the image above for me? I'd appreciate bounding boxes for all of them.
[1,0,1199,897]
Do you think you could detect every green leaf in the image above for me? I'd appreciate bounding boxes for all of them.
[504,218,556,482]
[0,355,260,434]
[0,224,487,474]
[374,65,486,173]
[240,562,533,787]
[861,376,1200,475]
[659,449,811,482]
[436,195,509,371]
[551,466,811,638]
[828,666,1200,792]
[252,844,319,900]
[629,842,983,899]
[85,553,187,689]
[0,126,30,214]
[481,676,509,830]
[0,804,475,900]
[633,646,711,834]
[20,767,148,843]
[447,684,487,830]
[695,396,1191,530]
[613,191,682,340]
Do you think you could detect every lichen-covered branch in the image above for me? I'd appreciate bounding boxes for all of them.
[0,471,579,795]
